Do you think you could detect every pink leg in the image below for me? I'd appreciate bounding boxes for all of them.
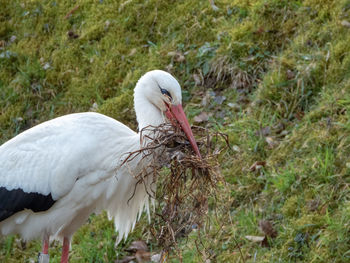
[60,237,70,263]
[42,235,49,254]
[38,235,50,263]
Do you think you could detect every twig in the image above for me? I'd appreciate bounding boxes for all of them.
[119,122,229,255]
[64,5,80,19]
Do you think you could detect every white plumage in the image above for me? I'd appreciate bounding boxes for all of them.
[0,70,200,262]
[2,113,142,241]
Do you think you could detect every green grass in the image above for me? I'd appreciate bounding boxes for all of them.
[1,0,350,262]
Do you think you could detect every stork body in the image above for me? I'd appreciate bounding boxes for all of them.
[0,70,200,262]
[1,112,147,241]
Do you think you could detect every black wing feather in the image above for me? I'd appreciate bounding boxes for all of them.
[0,187,56,222]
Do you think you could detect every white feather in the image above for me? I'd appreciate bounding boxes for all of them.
[0,70,183,244]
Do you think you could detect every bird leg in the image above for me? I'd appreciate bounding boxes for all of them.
[42,235,49,254]
[60,237,70,263]
[37,235,50,263]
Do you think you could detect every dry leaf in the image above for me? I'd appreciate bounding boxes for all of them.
[286,69,295,80]
[237,95,249,104]
[126,240,148,252]
[129,48,137,56]
[194,112,209,123]
[201,92,211,106]
[193,74,202,86]
[135,250,151,262]
[254,27,265,34]
[167,51,176,56]
[249,161,266,172]
[259,220,277,238]
[115,255,136,263]
[295,111,304,120]
[119,240,150,263]
[256,126,271,137]
[265,137,279,149]
[167,51,185,62]
[174,53,185,62]
[245,235,266,242]
[320,203,328,215]
[307,199,320,212]
[273,122,285,134]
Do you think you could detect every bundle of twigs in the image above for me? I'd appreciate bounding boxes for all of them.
[122,123,228,256]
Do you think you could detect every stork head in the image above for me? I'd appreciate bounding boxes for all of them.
[134,70,201,157]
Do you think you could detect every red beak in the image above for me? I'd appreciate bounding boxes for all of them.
[165,104,201,158]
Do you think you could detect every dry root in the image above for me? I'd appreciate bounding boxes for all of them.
[122,123,229,255]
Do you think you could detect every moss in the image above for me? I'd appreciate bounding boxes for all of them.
[294,214,326,230]
[282,195,300,217]
[0,104,24,141]
[98,91,136,130]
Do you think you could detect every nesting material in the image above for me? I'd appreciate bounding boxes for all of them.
[122,123,228,253]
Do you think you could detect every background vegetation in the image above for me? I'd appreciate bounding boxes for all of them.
[1,0,350,262]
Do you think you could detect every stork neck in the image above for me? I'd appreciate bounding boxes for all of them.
[134,96,166,132]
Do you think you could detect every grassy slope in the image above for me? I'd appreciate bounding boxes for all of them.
[1,0,350,262]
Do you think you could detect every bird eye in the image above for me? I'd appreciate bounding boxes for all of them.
[160,88,172,100]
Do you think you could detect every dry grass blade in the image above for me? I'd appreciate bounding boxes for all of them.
[122,123,228,256]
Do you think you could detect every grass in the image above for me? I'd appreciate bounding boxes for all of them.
[1,0,350,262]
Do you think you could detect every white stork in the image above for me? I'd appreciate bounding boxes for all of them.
[0,70,201,263]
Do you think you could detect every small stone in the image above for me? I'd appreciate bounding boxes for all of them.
[341,20,350,28]
[232,145,240,152]
[10,35,17,42]
[151,253,162,263]
[89,102,98,112]
[214,95,226,105]
[43,62,51,70]
[105,20,110,29]
[228,103,240,112]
